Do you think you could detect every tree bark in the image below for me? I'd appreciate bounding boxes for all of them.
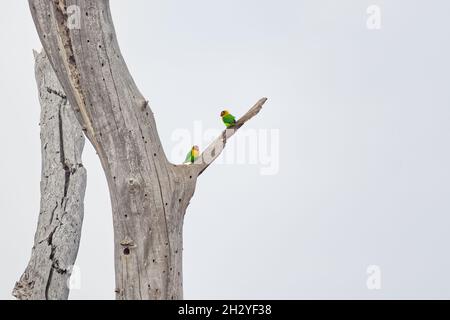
[29,0,266,300]
[13,50,86,300]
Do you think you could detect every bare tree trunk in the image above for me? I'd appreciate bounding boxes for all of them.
[13,50,86,300]
[29,0,266,300]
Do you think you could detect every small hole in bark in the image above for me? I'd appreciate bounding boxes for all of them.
[152,259,156,263]
[179,199,182,203]
[123,248,130,255]
[189,176,192,179]
[154,153,157,157]
[124,214,128,218]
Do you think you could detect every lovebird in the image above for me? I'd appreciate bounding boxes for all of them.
[184,145,200,164]
[220,110,237,128]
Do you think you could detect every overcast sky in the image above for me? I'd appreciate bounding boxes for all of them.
[1,0,450,299]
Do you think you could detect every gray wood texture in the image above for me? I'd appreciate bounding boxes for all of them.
[28,0,266,299]
[13,50,86,300]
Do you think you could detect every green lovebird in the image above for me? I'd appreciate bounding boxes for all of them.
[184,145,200,164]
[220,110,237,128]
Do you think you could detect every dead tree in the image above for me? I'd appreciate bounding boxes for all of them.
[28,0,267,300]
[13,50,86,300]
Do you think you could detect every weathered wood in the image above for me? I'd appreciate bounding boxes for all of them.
[13,50,86,300]
[28,0,266,299]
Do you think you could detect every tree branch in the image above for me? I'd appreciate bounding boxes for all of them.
[195,97,268,175]
[13,50,86,300]
[29,0,190,299]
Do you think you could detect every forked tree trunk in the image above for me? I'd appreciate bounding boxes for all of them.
[28,0,266,300]
[13,50,86,300]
